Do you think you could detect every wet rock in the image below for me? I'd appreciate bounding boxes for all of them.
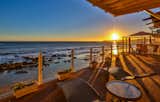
[48,59,52,62]
[68,55,71,57]
[15,70,28,74]
[62,54,67,57]
[63,60,71,63]
[83,58,89,61]
[64,60,67,63]
[54,61,60,64]
[57,57,62,60]
[14,55,19,57]
[52,54,57,57]
[43,63,50,66]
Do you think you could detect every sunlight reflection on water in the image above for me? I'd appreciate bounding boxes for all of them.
[112,41,118,55]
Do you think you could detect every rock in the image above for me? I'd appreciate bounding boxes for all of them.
[83,58,89,61]
[15,70,28,74]
[68,55,71,57]
[54,61,60,64]
[48,59,52,62]
[60,54,67,57]
[52,54,57,57]
[63,60,71,63]
[57,57,62,60]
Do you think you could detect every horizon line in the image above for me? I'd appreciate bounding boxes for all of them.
[0,40,111,42]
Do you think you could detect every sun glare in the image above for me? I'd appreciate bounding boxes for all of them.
[112,32,119,41]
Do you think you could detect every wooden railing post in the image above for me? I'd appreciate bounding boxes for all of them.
[149,35,152,44]
[102,46,105,62]
[70,49,74,71]
[111,44,113,59]
[38,52,43,85]
[144,37,146,45]
[129,37,131,53]
[125,37,128,53]
[89,48,93,67]
[122,37,124,53]
[117,44,119,55]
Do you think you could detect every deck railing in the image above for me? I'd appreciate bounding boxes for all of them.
[36,45,113,84]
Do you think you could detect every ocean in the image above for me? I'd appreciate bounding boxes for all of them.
[0,42,109,87]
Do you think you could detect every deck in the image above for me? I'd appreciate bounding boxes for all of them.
[0,54,160,102]
[114,54,160,102]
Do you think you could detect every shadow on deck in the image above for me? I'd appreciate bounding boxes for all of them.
[1,54,160,102]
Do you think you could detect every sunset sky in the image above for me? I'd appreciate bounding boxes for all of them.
[0,0,157,41]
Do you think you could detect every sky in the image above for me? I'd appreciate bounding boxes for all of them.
[0,0,156,41]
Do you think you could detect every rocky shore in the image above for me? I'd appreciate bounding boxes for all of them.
[0,53,83,72]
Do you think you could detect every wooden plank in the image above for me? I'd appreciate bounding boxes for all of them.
[145,10,160,21]
[108,0,149,9]
[126,55,160,102]
[104,0,135,6]
[88,61,103,84]
[119,55,133,75]
[136,55,158,65]
[130,55,160,86]
[14,84,39,98]
[113,1,160,10]
[119,55,150,102]
[129,55,154,73]
[111,56,116,67]
[87,0,160,16]
[112,3,160,16]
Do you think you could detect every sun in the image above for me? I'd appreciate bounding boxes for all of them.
[111,32,120,41]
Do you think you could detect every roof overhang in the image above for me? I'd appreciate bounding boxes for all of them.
[87,0,160,16]
[130,31,152,36]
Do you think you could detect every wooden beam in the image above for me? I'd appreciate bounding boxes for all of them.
[145,10,160,21]
[108,0,148,9]
[104,0,134,6]
[112,2,160,16]
[143,17,152,21]
[146,20,160,25]
[88,0,160,16]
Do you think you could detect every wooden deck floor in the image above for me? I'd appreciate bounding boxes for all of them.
[107,54,160,102]
[1,54,160,102]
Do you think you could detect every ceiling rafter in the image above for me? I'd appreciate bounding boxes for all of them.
[87,0,160,16]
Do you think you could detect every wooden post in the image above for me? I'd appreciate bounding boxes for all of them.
[38,52,43,85]
[129,37,131,53]
[117,44,119,55]
[122,37,124,53]
[89,48,93,67]
[70,49,74,71]
[144,37,146,45]
[149,35,152,44]
[111,44,113,59]
[125,37,128,53]
[102,46,105,62]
